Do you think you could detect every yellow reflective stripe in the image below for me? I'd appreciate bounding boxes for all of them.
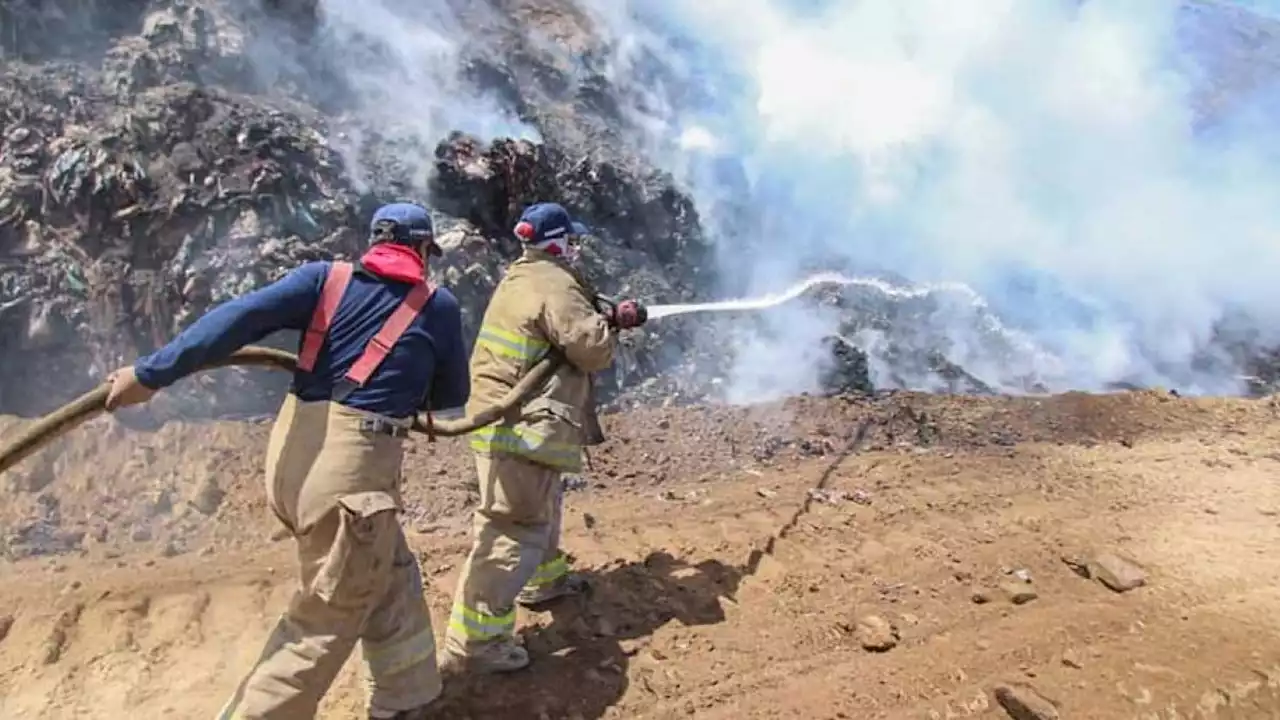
[527,555,569,587]
[468,427,582,469]
[448,603,516,641]
[476,325,549,361]
[364,627,437,677]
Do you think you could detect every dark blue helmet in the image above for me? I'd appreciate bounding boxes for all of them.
[370,203,440,256]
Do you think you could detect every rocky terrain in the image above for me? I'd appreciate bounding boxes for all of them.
[3,0,1280,718]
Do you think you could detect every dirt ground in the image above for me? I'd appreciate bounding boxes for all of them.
[2,386,1280,719]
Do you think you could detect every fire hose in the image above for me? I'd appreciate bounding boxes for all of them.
[0,345,563,476]
[0,274,856,477]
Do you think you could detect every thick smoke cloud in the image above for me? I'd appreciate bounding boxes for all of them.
[584,0,1280,398]
[313,0,538,192]
[1233,0,1280,18]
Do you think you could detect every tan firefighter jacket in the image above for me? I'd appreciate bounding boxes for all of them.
[466,248,616,471]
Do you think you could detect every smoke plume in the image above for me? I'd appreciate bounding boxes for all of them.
[310,0,539,192]
[583,0,1280,398]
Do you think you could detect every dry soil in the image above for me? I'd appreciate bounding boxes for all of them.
[2,387,1280,719]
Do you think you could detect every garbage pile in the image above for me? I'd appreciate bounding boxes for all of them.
[0,72,372,416]
[0,0,739,418]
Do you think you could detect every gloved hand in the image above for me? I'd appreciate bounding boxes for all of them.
[103,365,157,411]
[611,298,647,329]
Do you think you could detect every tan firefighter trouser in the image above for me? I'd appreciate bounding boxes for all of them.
[218,394,441,720]
[444,453,567,654]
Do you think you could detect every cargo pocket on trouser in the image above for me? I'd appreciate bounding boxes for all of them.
[363,531,441,714]
[514,397,584,472]
[311,491,401,614]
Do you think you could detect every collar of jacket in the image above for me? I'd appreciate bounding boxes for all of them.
[519,247,594,290]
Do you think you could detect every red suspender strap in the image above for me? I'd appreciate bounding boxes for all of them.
[296,261,353,372]
[344,280,437,386]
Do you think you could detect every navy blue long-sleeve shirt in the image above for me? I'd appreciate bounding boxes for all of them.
[134,261,470,418]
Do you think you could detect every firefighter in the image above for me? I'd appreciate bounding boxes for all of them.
[441,202,647,674]
[102,203,470,720]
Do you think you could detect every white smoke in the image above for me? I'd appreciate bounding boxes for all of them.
[583,0,1280,397]
[314,0,539,191]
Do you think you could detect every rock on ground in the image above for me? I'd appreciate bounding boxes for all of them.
[1091,553,1147,593]
[993,683,1060,720]
[1001,582,1039,605]
[855,614,898,652]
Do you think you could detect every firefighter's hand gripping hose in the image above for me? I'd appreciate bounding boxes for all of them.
[0,345,564,477]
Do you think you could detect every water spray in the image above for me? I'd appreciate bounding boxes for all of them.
[643,271,1062,395]
[645,272,986,320]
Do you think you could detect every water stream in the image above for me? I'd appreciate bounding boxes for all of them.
[646,272,983,320]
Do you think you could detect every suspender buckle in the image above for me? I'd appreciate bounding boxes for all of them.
[358,418,409,438]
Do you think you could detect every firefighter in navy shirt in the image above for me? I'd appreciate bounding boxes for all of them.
[104,203,468,720]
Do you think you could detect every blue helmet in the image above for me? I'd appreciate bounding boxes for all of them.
[513,202,590,244]
[369,203,440,256]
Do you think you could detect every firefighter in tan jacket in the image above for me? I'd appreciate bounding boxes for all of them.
[441,202,648,674]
